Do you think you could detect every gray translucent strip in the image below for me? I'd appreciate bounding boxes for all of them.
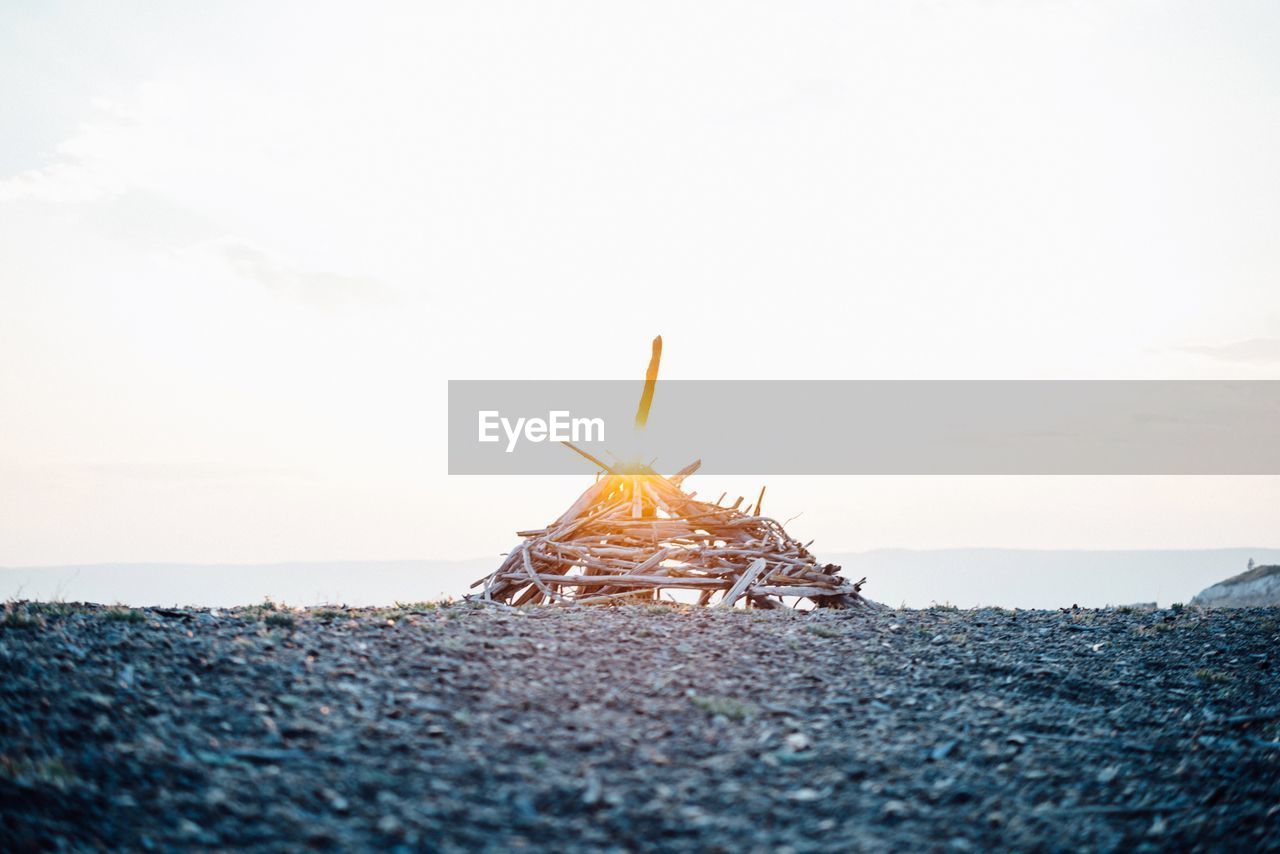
[448,380,1280,475]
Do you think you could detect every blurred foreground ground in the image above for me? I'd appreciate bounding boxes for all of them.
[1,602,1277,851]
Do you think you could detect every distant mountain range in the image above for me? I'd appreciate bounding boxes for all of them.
[0,559,495,610]
[4,548,1278,610]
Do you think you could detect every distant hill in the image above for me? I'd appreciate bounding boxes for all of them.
[0,559,495,609]
[3,548,1277,609]
[1191,563,1280,607]
[824,548,1280,609]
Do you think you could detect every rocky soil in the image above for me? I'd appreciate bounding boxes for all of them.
[1,601,1278,851]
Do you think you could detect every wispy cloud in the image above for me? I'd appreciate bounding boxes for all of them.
[216,240,392,306]
[78,462,313,483]
[1178,338,1280,366]
[0,461,314,484]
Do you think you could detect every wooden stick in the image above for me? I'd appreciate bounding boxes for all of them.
[718,558,769,608]
[634,335,662,428]
[561,441,617,474]
[670,459,701,487]
[521,545,566,602]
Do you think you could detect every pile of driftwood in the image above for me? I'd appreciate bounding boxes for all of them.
[472,336,871,609]
[473,461,870,609]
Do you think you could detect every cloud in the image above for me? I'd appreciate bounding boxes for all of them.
[0,462,313,484]
[1178,338,1280,365]
[215,240,392,305]
[0,96,140,204]
[0,87,391,308]
[79,462,312,483]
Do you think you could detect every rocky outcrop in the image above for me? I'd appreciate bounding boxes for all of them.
[1191,564,1280,607]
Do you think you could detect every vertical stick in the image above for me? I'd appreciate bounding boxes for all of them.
[634,335,662,428]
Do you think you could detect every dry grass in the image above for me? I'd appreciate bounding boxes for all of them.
[1193,668,1232,684]
[103,607,146,623]
[690,695,759,720]
[263,612,296,629]
[1,602,43,630]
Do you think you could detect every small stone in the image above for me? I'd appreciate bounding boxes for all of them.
[79,692,113,711]
[376,815,402,835]
[787,788,822,802]
[930,739,957,761]
[1097,766,1119,784]
[323,788,349,812]
[785,732,811,751]
[582,774,603,806]
[881,799,909,820]
[513,793,537,819]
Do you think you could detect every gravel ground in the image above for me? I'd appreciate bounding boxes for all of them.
[1,601,1278,852]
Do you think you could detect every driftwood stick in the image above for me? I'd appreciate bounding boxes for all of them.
[561,441,618,475]
[521,544,566,602]
[750,585,852,598]
[718,558,769,608]
[634,335,662,428]
[522,573,726,589]
[628,548,672,575]
[670,458,701,487]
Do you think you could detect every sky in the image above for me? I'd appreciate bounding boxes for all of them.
[2,1,1278,582]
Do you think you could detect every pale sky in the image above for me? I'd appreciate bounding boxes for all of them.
[2,1,1278,570]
